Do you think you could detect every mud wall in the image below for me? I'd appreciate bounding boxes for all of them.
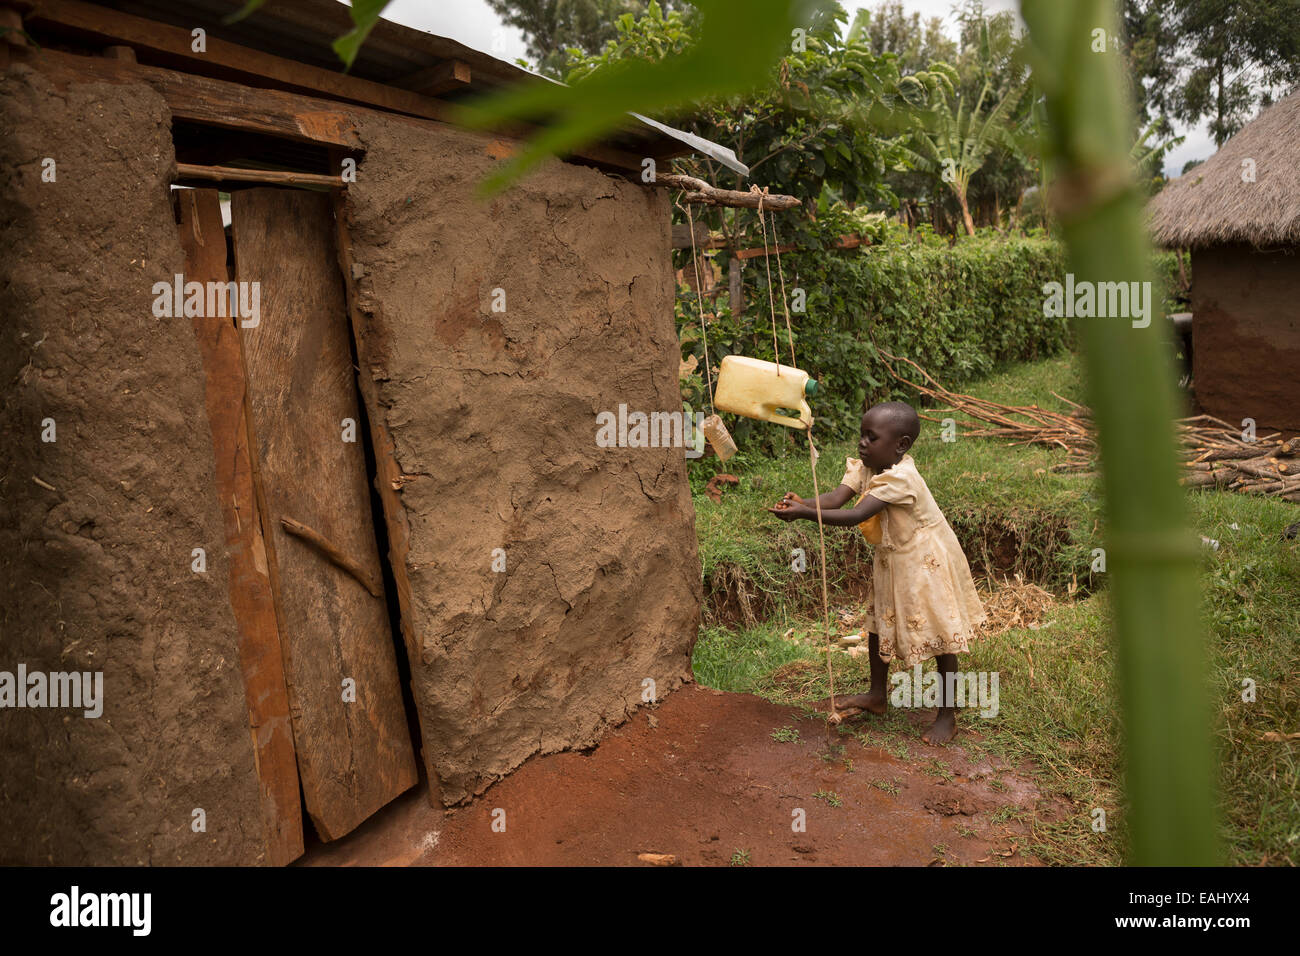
[342,119,701,804]
[1191,244,1300,434]
[0,68,266,864]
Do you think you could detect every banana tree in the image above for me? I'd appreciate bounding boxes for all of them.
[896,31,1028,234]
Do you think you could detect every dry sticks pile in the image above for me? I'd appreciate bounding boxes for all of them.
[1180,426,1300,501]
[876,348,1300,503]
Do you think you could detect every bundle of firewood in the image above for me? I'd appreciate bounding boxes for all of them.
[1179,422,1300,500]
[876,348,1300,503]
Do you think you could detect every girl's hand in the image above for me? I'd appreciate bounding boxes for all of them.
[777,491,806,506]
[767,499,810,521]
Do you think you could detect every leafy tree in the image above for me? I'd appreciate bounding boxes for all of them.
[896,22,1029,235]
[563,1,946,242]
[485,0,694,77]
[1126,0,1300,148]
[849,0,957,75]
[860,1,1037,233]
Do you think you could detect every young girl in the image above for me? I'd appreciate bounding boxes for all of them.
[769,400,987,744]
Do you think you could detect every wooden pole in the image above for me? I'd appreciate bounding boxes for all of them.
[653,173,800,211]
[176,162,345,188]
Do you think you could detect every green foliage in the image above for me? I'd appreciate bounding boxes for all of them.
[678,219,1072,455]
[564,1,945,211]
[1151,248,1190,314]
[486,0,694,78]
[878,2,1038,233]
[450,0,843,194]
[895,41,1030,235]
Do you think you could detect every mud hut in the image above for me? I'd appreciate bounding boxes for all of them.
[1147,89,1300,435]
[0,0,748,865]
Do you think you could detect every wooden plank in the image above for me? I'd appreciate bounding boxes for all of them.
[174,187,304,866]
[232,187,418,840]
[329,186,443,807]
[176,163,344,188]
[25,0,461,123]
[8,44,362,148]
[395,59,471,97]
[7,30,644,170]
[732,242,797,261]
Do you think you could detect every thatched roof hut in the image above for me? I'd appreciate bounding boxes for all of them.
[1148,89,1300,248]
[1146,90,1300,435]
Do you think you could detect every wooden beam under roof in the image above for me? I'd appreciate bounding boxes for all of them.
[12,0,646,171]
[23,1,462,123]
[5,44,647,171]
[395,59,472,97]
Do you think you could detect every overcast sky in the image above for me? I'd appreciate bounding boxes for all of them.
[365,0,1214,177]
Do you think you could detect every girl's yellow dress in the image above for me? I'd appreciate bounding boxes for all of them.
[842,455,987,667]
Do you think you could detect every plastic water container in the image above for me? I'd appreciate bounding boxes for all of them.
[714,356,817,430]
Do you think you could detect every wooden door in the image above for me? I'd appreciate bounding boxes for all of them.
[176,187,304,865]
[231,188,418,840]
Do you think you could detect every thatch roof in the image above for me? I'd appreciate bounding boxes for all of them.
[1147,88,1300,249]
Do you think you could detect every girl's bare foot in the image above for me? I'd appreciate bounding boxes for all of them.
[818,689,886,717]
[922,709,957,744]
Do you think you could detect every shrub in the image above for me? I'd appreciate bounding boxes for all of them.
[678,218,1189,455]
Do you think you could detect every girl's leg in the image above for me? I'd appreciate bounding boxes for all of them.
[825,632,888,715]
[922,653,959,744]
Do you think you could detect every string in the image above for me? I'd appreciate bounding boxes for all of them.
[750,184,838,727]
[682,200,716,416]
[771,213,797,369]
[750,186,783,376]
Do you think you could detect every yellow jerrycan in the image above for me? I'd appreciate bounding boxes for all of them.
[714,356,818,430]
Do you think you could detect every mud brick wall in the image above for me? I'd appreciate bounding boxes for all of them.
[343,119,702,804]
[0,69,266,864]
[1190,244,1300,434]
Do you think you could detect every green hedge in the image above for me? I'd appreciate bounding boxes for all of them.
[678,223,1069,451]
[677,222,1189,453]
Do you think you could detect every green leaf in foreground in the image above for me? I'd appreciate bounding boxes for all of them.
[1019,0,1220,866]
[449,0,836,194]
[332,0,390,71]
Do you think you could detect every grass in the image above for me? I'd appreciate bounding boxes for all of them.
[690,349,1300,866]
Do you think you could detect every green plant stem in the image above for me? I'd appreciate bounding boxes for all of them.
[1020,0,1219,865]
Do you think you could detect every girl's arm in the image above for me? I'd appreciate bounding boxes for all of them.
[778,483,856,511]
[769,494,887,526]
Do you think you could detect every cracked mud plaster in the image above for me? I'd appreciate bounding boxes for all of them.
[0,70,265,864]
[341,118,702,804]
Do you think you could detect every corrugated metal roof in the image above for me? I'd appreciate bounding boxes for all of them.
[89,0,746,174]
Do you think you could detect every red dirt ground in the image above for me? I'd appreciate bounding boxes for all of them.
[300,684,1069,867]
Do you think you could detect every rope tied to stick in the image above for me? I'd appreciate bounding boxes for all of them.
[679,196,716,416]
[747,184,838,727]
[678,183,839,726]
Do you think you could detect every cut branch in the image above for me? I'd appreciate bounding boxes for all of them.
[280,516,383,598]
[653,173,801,210]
